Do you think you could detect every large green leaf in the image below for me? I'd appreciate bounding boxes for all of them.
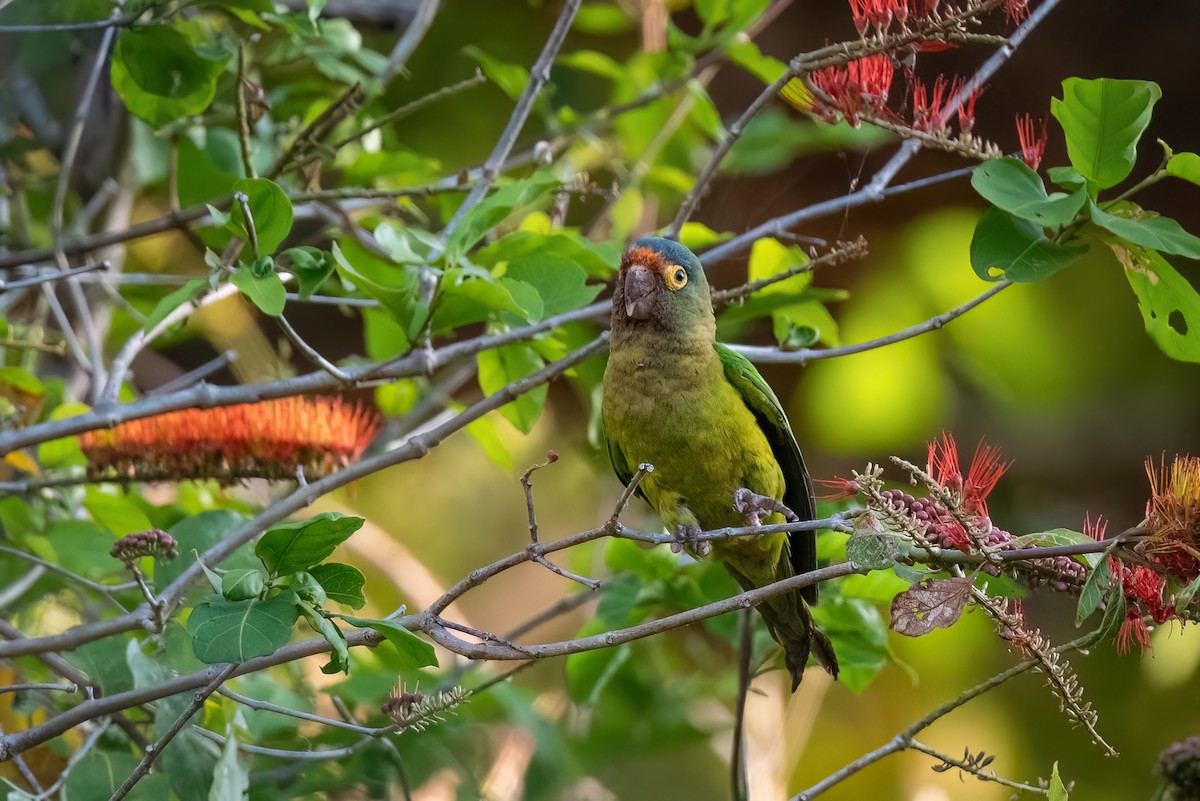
[1090,202,1200,259]
[159,511,253,594]
[231,267,286,317]
[188,596,300,662]
[503,254,602,318]
[144,278,207,332]
[64,750,168,801]
[342,616,438,668]
[970,207,1087,282]
[971,157,1087,227]
[1111,243,1200,362]
[444,172,559,261]
[810,596,888,693]
[112,25,227,128]
[1050,78,1161,189]
[331,240,422,339]
[255,512,364,575]
[1166,152,1200,187]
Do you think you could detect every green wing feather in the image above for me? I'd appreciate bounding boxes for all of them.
[603,426,645,503]
[714,343,818,604]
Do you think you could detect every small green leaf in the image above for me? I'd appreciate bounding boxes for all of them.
[557,50,623,80]
[1076,557,1112,626]
[1048,762,1069,801]
[1050,77,1161,189]
[970,207,1087,282]
[1090,202,1200,259]
[971,157,1087,227]
[1166,152,1200,187]
[159,511,252,594]
[1175,574,1200,611]
[331,239,421,338]
[221,568,265,601]
[188,596,299,663]
[255,512,364,575]
[727,39,786,84]
[1111,243,1200,363]
[298,600,349,674]
[1047,165,1090,192]
[341,616,438,668]
[463,46,529,101]
[308,563,366,609]
[232,178,293,254]
[291,571,327,606]
[1095,582,1128,643]
[476,343,547,433]
[144,279,206,332]
[503,254,602,318]
[374,222,442,265]
[280,246,334,299]
[198,555,225,595]
[444,171,559,262]
[231,268,286,317]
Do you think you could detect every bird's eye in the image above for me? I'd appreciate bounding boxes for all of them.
[667,267,688,290]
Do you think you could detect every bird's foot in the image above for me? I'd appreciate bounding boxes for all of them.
[671,524,711,557]
[733,488,798,528]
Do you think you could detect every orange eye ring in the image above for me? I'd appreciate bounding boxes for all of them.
[666,266,688,290]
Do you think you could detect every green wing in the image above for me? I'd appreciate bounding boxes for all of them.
[714,342,818,604]
[603,425,646,503]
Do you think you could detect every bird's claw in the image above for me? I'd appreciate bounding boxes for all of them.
[733,487,797,527]
[672,524,711,557]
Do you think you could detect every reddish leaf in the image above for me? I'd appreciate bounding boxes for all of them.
[889,577,973,637]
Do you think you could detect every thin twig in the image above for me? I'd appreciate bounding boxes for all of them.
[439,0,582,241]
[0,261,107,293]
[277,316,351,382]
[731,607,752,801]
[379,0,441,85]
[107,664,238,801]
[908,740,1047,794]
[236,45,258,180]
[146,350,238,396]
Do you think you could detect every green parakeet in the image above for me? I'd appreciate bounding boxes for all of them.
[601,237,838,690]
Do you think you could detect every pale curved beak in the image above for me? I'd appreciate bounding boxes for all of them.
[623,265,656,320]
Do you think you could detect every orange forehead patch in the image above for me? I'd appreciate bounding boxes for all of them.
[622,246,670,273]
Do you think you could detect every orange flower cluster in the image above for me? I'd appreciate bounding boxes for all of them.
[80,397,378,483]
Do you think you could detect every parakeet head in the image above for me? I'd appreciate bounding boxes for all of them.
[612,237,713,337]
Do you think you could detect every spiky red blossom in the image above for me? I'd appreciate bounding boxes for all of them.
[956,82,983,133]
[1016,113,1047,170]
[1002,0,1029,24]
[922,432,1010,548]
[80,396,378,483]
[1143,455,1200,580]
[911,74,953,132]
[806,54,894,126]
[1086,515,1175,654]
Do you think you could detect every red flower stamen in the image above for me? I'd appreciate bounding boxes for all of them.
[80,396,378,483]
[964,440,1009,516]
[926,431,963,495]
[956,80,983,134]
[1002,0,1029,25]
[912,74,953,132]
[848,54,894,111]
[815,475,861,500]
[1016,113,1047,170]
[1117,610,1152,654]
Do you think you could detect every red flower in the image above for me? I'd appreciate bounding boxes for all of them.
[912,75,953,132]
[956,81,983,134]
[1016,113,1047,170]
[848,54,894,111]
[1143,455,1200,580]
[808,55,893,126]
[1117,610,1152,654]
[80,396,378,482]
[926,432,1010,514]
[1002,0,1029,25]
[815,475,861,500]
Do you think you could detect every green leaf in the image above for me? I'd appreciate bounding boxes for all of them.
[1050,77,1161,189]
[341,616,438,668]
[476,343,547,433]
[463,46,529,101]
[846,531,907,570]
[1166,152,1200,187]
[156,690,215,801]
[159,511,253,595]
[566,620,631,704]
[68,636,134,696]
[208,728,249,801]
[970,207,1087,282]
[444,171,559,261]
[112,25,227,128]
[65,750,168,801]
[255,512,364,575]
[503,254,602,318]
[810,596,888,693]
[220,568,266,601]
[1047,165,1089,192]
[557,50,623,80]
[291,571,327,606]
[1075,556,1112,626]
[1010,528,1091,550]
[232,178,293,254]
[298,600,349,674]
[308,562,366,609]
[231,268,286,317]
[1048,762,1069,801]
[38,401,90,469]
[84,487,153,537]
[727,39,787,84]
[374,222,442,265]
[1111,243,1200,362]
[971,157,1087,227]
[573,2,634,34]
[331,239,421,338]
[1095,582,1128,643]
[1090,202,1200,259]
[280,246,334,299]
[188,596,300,662]
[1176,574,1200,612]
[143,279,207,332]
